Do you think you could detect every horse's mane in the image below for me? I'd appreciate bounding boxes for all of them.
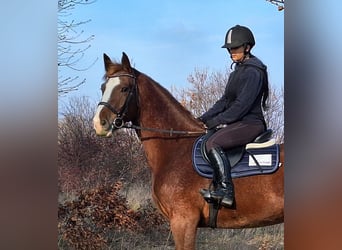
[102,60,200,129]
[104,60,195,119]
[137,70,196,120]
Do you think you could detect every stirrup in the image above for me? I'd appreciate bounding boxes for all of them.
[211,188,234,207]
[199,189,215,203]
[210,189,225,200]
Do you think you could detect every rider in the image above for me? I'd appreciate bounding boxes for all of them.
[198,25,269,207]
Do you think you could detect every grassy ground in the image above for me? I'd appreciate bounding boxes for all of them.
[91,224,284,250]
[113,182,284,250]
[58,178,283,250]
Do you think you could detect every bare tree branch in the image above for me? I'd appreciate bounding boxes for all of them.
[266,0,284,11]
[58,0,97,96]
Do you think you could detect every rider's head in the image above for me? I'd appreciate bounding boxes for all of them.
[221,25,255,63]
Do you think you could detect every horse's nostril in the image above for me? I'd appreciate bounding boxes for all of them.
[100,120,107,126]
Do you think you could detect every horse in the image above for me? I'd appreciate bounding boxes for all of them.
[93,52,284,250]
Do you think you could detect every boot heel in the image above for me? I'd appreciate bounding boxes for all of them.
[221,196,234,207]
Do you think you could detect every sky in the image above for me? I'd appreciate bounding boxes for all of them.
[58,0,284,112]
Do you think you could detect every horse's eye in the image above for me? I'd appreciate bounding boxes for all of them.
[121,87,129,93]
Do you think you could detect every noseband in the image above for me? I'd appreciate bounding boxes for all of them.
[97,73,137,129]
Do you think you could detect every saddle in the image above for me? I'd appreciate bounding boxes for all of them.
[192,129,280,179]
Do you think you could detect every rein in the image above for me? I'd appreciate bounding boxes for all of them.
[122,123,205,137]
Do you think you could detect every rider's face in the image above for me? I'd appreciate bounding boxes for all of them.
[228,45,250,62]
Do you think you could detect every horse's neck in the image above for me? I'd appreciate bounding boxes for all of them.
[136,76,202,170]
[138,77,200,133]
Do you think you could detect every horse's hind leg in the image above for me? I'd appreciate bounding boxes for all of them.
[170,215,198,250]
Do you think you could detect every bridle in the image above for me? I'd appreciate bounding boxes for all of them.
[98,72,204,136]
[97,73,137,129]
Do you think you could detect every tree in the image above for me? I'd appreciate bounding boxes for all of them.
[266,0,284,11]
[58,96,149,192]
[172,67,284,143]
[172,67,230,118]
[58,0,96,96]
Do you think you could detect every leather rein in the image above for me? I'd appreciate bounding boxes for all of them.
[97,73,204,136]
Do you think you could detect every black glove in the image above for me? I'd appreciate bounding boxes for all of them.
[197,116,205,122]
[205,119,219,130]
[196,116,204,123]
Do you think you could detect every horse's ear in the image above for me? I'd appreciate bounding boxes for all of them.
[103,53,112,71]
[121,52,132,73]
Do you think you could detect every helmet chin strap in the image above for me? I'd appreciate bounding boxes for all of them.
[230,44,250,64]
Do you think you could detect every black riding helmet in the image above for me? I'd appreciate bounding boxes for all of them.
[221,25,255,49]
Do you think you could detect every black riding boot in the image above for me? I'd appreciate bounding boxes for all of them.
[200,147,235,207]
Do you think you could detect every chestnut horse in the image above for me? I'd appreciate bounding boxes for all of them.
[93,52,284,249]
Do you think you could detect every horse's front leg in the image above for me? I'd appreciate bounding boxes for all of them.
[170,213,199,250]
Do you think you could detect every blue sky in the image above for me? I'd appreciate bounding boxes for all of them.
[59,0,283,110]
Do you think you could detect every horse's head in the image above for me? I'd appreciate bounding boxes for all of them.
[93,52,138,137]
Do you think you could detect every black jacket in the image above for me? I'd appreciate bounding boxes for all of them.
[199,56,267,128]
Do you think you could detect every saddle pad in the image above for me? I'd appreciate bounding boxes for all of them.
[192,135,280,179]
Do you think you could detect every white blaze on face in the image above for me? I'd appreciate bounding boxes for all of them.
[93,77,121,132]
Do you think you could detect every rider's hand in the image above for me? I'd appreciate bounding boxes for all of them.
[205,119,219,130]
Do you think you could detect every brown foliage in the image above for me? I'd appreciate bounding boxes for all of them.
[58,96,166,249]
[58,182,167,249]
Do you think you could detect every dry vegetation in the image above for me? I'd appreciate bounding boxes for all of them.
[58,68,284,249]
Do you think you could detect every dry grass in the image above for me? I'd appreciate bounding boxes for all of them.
[112,182,284,250]
[196,225,284,249]
[120,181,152,211]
